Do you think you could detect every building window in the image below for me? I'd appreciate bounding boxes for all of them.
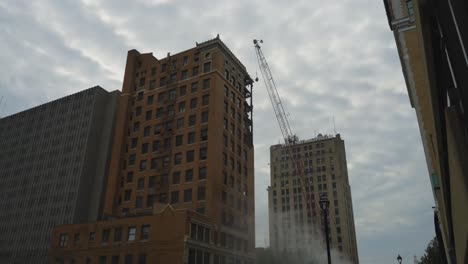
[407,0,414,16]
[141,225,150,240]
[89,232,96,241]
[174,153,182,165]
[171,191,179,204]
[200,129,208,141]
[137,178,145,190]
[150,158,158,170]
[190,98,198,109]
[187,150,195,162]
[143,126,150,137]
[184,189,193,202]
[135,106,142,116]
[192,66,199,76]
[180,85,187,96]
[135,196,143,208]
[139,160,147,171]
[178,101,186,113]
[177,117,184,129]
[151,67,156,75]
[185,169,193,182]
[200,148,207,160]
[138,254,146,264]
[147,194,154,207]
[99,256,107,264]
[126,171,134,183]
[188,132,196,144]
[59,234,68,247]
[102,229,110,243]
[141,143,148,154]
[191,82,198,93]
[203,62,211,73]
[199,167,207,180]
[133,122,140,132]
[162,63,167,72]
[183,56,189,65]
[127,227,136,241]
[181,70,188,80]
[176,135,183,147]
[202,95,209,106]
[74,233,80,243]
[160,77,166,86]
[189,115,196,126]
[125,254,133,264]
[201,111,208,123]
[198,187,206,201]
[114,227,122,241]
[202,78,210,90]
[173,171,181,184]
[124,189,132,201]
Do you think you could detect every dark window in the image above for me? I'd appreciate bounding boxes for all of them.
[191,82,198,93]
[187,150,195,162]
[154,124,162,134]
[202,78,210,90]
[177,118,184,129]
[133,122,140,132]
[112,256,120,264]
[160,77,166,86]
[198,187,206,200]
[171,191,179,204]
[190,98,198,109]
[148,176,156,188]
[126,171,134,183]
[135,196,143,208]
[137,178,145,190]
[200,129,208,141]
[176,135,183,147]
[181,70,188,80]
[146,195,154,207]
[178,102,185,113]
[162,63,167,72]
[114,227,122,241]
[125,254,133,264]
[199,167,207,180]
[137,91,144,100]
[152,140,160,152]
[138,254,146,264]
[156,108,164,118]
[193,66,199,76]
[203,62,211,72]
[135,106,142,116]
[141,225,150,240]
[151,67,156,75]
[102,229,110,243]
[143,126,150,137]
[183,56,189,65]
[201,111,208,123]
[180,85,187,96]
[89,232,95,241]
[189,115,196,126]
[174,153,182,165]
[184,189,193,202]
[150,158,158,169]
[185,169,193,182]
[149,80,156,90]
[200,148,207,160]
[188,132,195,144]
[59,234,68,247]
[141,143,148,154]
[169,89,176,99]
[139,160,147,171]
[173,171,181,184]
[124,189,132,201]
[99,256,107,264]
[202,95,209,106]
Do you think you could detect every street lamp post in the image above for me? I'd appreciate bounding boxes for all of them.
[319,193,331,264]
[397,254,402,263]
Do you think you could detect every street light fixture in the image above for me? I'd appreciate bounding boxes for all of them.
[397,254,402,263]
[319,193,331,264]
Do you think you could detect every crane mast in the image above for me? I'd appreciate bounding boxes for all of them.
[254,39,313,224]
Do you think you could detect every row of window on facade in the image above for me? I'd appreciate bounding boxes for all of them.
[135,52,204,78]
[136,61,212,90]
[188,248,252,264]
[121,184,207,207]
[127,147,207,172]
[58,224,151,248]
[55,254,147,264]
[124,166,207,187]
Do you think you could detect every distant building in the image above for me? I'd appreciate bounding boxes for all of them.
[268,134,359,264]
[0,86,120,263]
[49,36,256,263]
[383,1,468,263]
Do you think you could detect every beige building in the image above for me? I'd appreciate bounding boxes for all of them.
[268,134,359,264]
[384,1,468,263]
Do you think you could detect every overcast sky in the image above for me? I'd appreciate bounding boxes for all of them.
[0,0,436,263]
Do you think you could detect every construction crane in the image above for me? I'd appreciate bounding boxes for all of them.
[253,39,314,225]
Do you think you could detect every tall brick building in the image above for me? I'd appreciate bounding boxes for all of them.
[49,36,256,264]
[268,134,359,264]
[0,86,120,263]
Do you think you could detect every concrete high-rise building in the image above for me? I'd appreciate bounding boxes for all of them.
[0,86,120,263]
[383,1,468,263]
[49,36,256,264]
[268,134,359,264]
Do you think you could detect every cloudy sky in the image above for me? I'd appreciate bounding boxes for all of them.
[0,0,436,263]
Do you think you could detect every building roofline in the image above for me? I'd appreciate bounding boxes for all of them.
[383,0,394,30]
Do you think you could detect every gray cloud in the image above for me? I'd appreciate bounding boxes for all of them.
[0,0,435,263]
